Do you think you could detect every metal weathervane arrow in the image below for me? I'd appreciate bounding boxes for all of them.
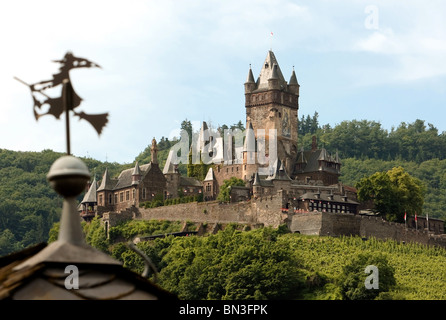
[15,51,109,155]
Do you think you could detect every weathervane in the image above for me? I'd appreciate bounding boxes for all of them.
[14,52,109,155]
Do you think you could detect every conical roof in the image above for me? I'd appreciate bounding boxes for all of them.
[253,171,261,186]
[243,122,256,152]
[163,149,178,174]
[204,167,215,181]
[256,50,286,91]
[97,168,115,191]
[245,65,255,83]
[132,161,141,176]
[81,177,97,204]
[266,158,291,181]
[289,68,298,85]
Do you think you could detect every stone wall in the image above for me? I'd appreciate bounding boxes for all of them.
[290,211,446,247]
[132,191,287,229]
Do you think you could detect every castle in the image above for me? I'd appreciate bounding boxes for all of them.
[79,50,445,246]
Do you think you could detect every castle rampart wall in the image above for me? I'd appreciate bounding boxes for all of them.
[133,191,287,229]
[291,211,446,247]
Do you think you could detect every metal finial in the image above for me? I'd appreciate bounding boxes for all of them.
[47,155,90,245]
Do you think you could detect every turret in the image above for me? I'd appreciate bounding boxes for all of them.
[252,171,261,197]
[132,161,141,185]
[244,64,256,93]
[288,67,300,95]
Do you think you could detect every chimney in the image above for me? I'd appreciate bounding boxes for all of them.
[312,136,317,151]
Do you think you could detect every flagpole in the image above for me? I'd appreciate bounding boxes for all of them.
[404,211,407,229]
[270,31,273,51]
[62,79,72,155]
[414,212,418,231]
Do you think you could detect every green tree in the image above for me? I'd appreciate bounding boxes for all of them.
[217,177,245,202]
[356,167,425,221]
[339,253,396,300]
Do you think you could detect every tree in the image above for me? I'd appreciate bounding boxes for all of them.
[339,253,396,300]
[217,177,245,202]
[181,119,193,149]
[356,167,425,222]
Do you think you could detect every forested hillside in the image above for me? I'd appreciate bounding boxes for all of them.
[298,114,446,221]
[0,149,130,256]
[1,117,446,256]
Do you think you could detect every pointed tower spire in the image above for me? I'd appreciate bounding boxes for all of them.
[132,161,142,185]
[244,64,256,93]
[246,64,255,83]
[253,171,261,186]
[256,50,286,91]
[98,168,113,191]
[289,66,298,85]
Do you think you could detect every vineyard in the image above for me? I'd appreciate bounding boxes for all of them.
[284,234,446,300]
[74,219,446,300]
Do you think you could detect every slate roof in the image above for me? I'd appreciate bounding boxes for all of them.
[294,148,341,175]
[112,163,151,190]
[97,168,116,191]
[254,50,287,92]
[180,176,202,187]
[81,178,97,204]
[266,159,291,181]
[0,243,176,300]
[299,191,359,205]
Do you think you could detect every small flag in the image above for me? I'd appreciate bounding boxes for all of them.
[271,32,274,36]
[415,212,417,221]
[404,212,407,221]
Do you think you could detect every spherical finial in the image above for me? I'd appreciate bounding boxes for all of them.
[47,155,91,197]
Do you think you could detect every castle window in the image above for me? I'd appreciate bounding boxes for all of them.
[99,195,103,205]
[114,194,118,204]
[120,192,124,202]
[132,189,136,199]
[109,194,112,204]
[126,191,130,201]
[142,188,146,199]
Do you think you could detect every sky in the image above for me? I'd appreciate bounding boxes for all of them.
[1,0,446,164]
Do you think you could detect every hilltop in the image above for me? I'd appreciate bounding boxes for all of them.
[1,117,446,256]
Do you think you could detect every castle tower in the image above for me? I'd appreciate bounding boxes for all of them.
[244,50,300,176]
[97,168,115,212]
[242,122,257,181]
